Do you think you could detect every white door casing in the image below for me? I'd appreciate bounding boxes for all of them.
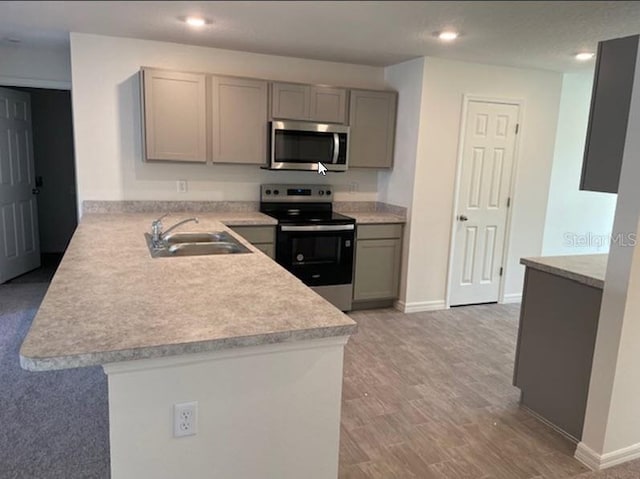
[449,99,519,306]
[0,87,40,283]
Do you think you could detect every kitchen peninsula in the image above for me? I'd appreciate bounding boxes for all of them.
[20,212,357,479]
[514,254,608,442]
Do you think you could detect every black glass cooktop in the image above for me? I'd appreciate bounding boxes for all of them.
[263,209,354,224]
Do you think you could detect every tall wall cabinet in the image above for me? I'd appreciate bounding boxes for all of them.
[581,35,639,194]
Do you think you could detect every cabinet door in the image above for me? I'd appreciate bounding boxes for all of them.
[349,90,397,168]
[354,238,401,301]
[581,35,639,193]
[310,86,347,124]
[142,69,207,162]
[271,82,310,120]
[211,76,268,164]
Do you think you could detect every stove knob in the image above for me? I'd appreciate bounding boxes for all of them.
[265,189,272,195]
[326,190,332,196]
[319,190,325,196]
[273,189,280,195]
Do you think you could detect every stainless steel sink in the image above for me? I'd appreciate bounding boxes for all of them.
[163,231,230,245]
[167,242,249,256]
[145,231,251,258]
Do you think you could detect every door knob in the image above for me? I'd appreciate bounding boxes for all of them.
[32,188,40,195]
[458,215,468,222]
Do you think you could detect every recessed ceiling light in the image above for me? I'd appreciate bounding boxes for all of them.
[185,17,207,27]
[438,31,459,42]
[575,52,595,61]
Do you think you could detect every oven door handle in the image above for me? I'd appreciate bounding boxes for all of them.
[332,133,340,164]
[280,224,355,232]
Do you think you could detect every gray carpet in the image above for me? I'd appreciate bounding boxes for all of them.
[0,282,109,479]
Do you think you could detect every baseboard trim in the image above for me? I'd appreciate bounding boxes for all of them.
[501,293,522,304]
[575,441,640,471]
[394,300,447,313]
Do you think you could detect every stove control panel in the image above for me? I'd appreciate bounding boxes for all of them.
[261,184,333,203]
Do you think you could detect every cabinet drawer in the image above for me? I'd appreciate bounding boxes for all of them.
[229,226,275,244]
[253,243,275,259]
[357,224,402,240]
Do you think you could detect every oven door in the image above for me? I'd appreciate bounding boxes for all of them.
[276,224,354,286]
[270,121,349,172]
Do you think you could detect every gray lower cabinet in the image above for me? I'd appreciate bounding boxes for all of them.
[228,225,275,259]
[271,82,347,124]
[348,90,397,168]
[581,35,639,193]
[211,76,268,164]
[514,267,602,440]
[353,224,402,303]
[141,68,207,162]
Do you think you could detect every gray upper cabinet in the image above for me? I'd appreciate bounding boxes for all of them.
[349,90,397,168]
[271,82,348,123]
[141,68,207,163]
[211,75,268,164]
[310,87,347,123]
[581,35,639,194]
[271,82,311,120]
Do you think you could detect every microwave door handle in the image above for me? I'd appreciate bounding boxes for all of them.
[332,133,340,164]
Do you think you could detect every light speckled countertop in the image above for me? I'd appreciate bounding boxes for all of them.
[520,254,608,289]
[19,213,356,371]
[340,212,405,224]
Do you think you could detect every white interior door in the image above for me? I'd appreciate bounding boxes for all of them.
[0,87,40,283]
[449,100,519,306]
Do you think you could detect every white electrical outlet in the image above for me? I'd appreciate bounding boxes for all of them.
[177,180,188,193]
[349,182,358,194]
[174,401,198,438]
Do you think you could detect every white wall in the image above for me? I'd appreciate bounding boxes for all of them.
[69,33,386,208]
[391,57,562,309]
[0,43,71,89]
[379,58,425,209]
[380,58,427,304]
[579,45,640,467]
[543,72,617,256]
[106,338,347,479]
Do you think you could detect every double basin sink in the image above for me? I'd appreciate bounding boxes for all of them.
[145,231,251,258]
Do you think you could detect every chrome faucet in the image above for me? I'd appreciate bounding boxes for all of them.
[150,215,199,248]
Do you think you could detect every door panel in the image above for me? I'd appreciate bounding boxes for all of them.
[142,69,207,162]
[0,87,40,283]
[450,100,519,306]
[348,90,397,168]
[271,82,310,120]
[309,87,347,124]
[211,76,268,164]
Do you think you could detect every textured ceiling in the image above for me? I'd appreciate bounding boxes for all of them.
[1,1,639,71]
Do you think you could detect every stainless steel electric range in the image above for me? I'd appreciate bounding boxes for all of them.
[260,184,355,311]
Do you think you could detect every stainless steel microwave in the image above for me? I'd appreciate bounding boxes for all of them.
[269,121,349,172]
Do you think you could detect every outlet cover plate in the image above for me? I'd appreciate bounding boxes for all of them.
[174,401,198,438]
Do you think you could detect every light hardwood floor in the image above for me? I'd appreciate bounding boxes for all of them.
[339,304,640,478]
